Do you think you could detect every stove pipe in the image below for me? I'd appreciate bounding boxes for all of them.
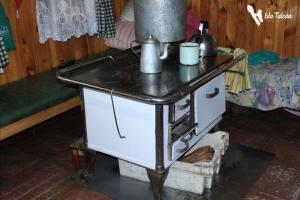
[134,0,187,43]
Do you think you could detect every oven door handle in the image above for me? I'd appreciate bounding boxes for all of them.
[180,132,193,143]
[168,123,198,160]
[176,141,189,153]
[176,99,190,110]
[176,123,198,154]
[206,88,219,98]
[179,123,198,143]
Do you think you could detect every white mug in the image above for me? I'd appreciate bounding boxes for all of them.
[179,42,199,65]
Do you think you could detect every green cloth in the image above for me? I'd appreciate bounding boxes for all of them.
[248,50,280,66]
[0,3,16,51]
[0,68,79,128]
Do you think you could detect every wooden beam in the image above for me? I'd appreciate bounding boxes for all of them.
[0,96,81,141]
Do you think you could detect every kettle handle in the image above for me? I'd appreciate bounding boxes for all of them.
[130,40,140,57]
[189,34,202,43]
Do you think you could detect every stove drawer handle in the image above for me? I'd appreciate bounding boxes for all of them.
[179,123,197,143]
[176,99,190,110]
[180,132,193,143]
[176,123,198,154]
[176,142,189,153]
[206,88,219,99]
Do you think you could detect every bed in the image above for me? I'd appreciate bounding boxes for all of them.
[226,58,300,113]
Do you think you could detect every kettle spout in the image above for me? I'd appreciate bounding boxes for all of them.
[160,43,170,60]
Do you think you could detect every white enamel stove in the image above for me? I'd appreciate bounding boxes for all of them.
[83,73,225,171]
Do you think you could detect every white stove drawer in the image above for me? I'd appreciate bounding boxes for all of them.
[195,73,225,134]
[171,129,202,160]
[174,95,190,121]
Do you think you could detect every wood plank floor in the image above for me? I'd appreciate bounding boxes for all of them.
[1,105,300,200]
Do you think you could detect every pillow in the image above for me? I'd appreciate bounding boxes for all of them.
[0,3,16,51]
[186,25,198,41]
[120,0,134,21]
[104,21,136,50]
[248,51,280,66]
[186,10,204,41]
[187,10,200,29]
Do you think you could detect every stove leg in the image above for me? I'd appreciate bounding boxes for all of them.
[79,148,97,183]
[146,168,169,200]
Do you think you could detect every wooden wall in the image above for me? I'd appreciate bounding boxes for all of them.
[1,0,300,85]
[0,0,128,85]
[187,0,300,57]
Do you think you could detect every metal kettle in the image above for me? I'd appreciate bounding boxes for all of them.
[140,35,169,73]
[189,21,217,57]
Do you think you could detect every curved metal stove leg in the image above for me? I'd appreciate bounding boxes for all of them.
[146,168,169,200]
[79,148,97,183]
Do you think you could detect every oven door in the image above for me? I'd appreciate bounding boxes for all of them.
[83,88,157,170]
[195,73,225,134]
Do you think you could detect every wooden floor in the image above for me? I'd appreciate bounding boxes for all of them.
[1,105,300,200]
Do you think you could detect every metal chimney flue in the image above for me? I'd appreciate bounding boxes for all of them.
[134,0,186,73]
[134,0,187,43]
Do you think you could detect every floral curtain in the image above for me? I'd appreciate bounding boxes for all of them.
[36,0,98,43]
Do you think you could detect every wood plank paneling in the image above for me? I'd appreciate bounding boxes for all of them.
[283,0,298,57]
[1,0,299,85]
[272,0,287,55]
[225,0,237,49]
[262,0,276,51]
[0,0,127,85]
[216,0,228,47]
[187,0,300,57]
[296,1,300,56]
[253,0,265,52]
[1,0,25,83]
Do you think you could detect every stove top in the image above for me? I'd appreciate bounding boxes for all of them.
[57,48,237,104]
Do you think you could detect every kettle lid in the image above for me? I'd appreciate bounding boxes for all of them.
[143,35,159,44]
[199,20,209,35]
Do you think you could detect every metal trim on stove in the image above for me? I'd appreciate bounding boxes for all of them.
[80,87,88,147]
[79,87,98,183]
[167,92,198,160]
[155,105,165,172]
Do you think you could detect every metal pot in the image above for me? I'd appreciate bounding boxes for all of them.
[189,21,217,57]
[134,0,186,43]
[138,35,169,73]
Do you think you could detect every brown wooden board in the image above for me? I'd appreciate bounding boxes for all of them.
[0,96,80,141]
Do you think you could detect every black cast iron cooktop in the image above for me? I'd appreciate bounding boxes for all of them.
[57,48,235,104]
